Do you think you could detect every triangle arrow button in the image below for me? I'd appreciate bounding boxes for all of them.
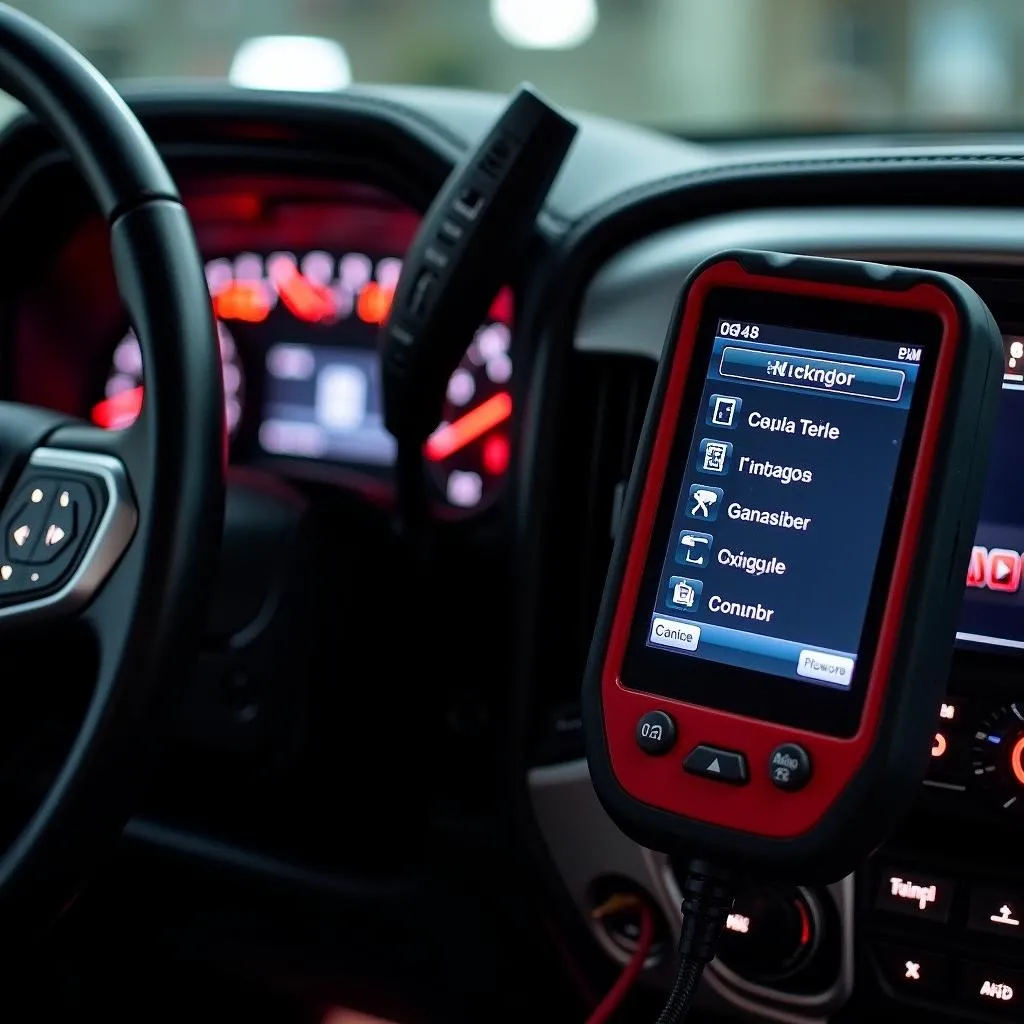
[683,745,749,786]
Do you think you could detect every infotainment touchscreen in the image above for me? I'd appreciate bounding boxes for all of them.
[958,334,1024,651]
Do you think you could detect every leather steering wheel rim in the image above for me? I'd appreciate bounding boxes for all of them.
[0,6,224,932]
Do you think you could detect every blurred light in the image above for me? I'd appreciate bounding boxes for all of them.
[229,36,352,91]
[909,1,1010,119]
[321,1008,400,1024]
[490,0,597,49]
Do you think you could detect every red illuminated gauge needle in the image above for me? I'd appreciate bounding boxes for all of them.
[424,391,512,461]
[272,263,337,323]
[91,385,144,428]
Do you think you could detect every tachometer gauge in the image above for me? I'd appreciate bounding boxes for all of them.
[424,298,513,511]
[92,321,245,436]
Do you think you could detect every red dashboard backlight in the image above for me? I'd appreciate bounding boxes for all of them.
[489,286,514,325]
[91,385,143,429]
[356,281,394,325]
[185,193,264,222]
[214,281,270,323]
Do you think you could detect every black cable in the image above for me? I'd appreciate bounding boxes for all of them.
[654,959,703,1024]
[655,859,734,1024]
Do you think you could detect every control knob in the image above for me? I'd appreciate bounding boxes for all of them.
[714,880,823,983]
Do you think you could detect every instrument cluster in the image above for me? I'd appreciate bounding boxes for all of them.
[92,247,513,513]
[12,180,515,516]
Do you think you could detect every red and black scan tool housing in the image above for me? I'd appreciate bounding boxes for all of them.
[583,250,1003,881]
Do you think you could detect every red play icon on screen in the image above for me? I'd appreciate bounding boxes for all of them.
[986,548,1022,593]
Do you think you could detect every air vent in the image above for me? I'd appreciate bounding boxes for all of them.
[531,352,656,760]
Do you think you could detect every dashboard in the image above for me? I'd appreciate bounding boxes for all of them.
[8,83,1024,1022]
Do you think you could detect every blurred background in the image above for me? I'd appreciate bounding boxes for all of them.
[5,0,1024,134]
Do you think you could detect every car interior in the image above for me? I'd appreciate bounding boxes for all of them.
[4,1,1024,1021]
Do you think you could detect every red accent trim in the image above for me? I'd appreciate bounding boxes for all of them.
[601,259,961,839]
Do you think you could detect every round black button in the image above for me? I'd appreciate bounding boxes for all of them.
[636,711,676,755]
[769,743,812,791]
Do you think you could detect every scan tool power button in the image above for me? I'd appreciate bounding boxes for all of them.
[636,711,677,756]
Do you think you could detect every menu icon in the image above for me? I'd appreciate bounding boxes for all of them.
[666,576,703,613]
[686,484,724,522]
[676,531,714,568]
[699,438,733,475]
[707,394,742,429]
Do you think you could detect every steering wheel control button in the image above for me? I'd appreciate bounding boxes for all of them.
[968,886,1024,939]
[958,962,1024,1016]
[0,459,118,610]
[683,744,748,785]
[769,743,812,791]
[636,711,677,755]
[32,488,79,563]
[874,865,954,923]
[0,450,137,617]
[873,942,948,998]
[4,477,59,563]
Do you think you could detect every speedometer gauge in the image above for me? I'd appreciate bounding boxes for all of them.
[423,294,513,510]
[93,322,245,436]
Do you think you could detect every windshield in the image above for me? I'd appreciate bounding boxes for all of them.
[6,0,1022,135]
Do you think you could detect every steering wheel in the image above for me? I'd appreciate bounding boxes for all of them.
[0,7,223,932]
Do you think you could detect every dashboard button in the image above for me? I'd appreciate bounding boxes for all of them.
[874,942,949,997]
[636,711,676,756]
[768,743,811,791]
[683,745,748,785]
[969,886,1024,939]
[875,866,954,923]
[958,962,1024,1015]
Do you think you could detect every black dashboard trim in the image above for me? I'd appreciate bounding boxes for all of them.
[123,816,418,903]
